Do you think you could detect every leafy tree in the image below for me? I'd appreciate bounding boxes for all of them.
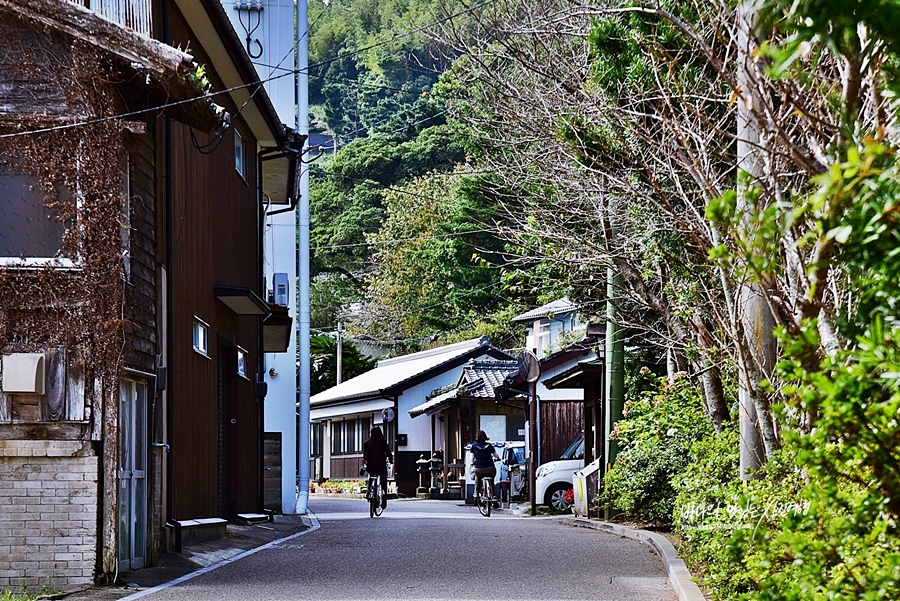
[351,167,514,348]
[434,0,742,430]
[310,333,377,395]
[307,0,454,138]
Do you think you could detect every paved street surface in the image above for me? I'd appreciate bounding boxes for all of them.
[118,496,675,601]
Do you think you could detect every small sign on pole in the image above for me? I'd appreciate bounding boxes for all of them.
[517,351,540,515]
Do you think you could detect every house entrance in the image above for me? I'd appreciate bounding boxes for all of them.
[118,379,148,571]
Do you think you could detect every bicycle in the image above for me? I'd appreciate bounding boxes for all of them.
[366,473,383,518]
[475,473,494,517]
[361,462,389,518]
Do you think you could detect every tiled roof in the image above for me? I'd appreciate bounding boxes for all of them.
[511,297,576,323]
[459,358,519,398]
[408,358,519,417]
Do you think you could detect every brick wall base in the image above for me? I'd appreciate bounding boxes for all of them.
[0,440,98,593]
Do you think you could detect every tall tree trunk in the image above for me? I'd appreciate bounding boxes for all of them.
[736,1,779,476]
[700,363,730,432]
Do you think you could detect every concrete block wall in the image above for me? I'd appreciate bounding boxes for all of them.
[0,440,98,592]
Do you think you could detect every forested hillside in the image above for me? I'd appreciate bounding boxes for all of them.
[307,0,542,352]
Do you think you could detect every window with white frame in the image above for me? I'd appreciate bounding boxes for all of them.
[234,129,246,179]
[0,167,76,267]
[192,317,209,357]
[237,347,249,379]
[310,421,323,457]
[536,321,551,355]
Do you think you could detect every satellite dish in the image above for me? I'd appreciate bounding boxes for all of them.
[517,351,540,383]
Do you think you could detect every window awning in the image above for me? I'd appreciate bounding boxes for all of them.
[214,286,270,315]
[261,152,296,205]
[263,307,293,353]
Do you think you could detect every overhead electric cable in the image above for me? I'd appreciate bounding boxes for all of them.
[0,0,498,140]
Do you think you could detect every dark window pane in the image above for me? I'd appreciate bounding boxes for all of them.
[0,171,68,259]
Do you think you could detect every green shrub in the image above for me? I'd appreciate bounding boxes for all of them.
[737,319,900,600]
[600,371,713,523]
[672,432,813,601]
[672,428,750,600]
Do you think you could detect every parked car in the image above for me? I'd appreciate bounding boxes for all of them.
[534,434,584,511]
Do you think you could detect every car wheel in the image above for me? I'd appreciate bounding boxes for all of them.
[545,483,572,511]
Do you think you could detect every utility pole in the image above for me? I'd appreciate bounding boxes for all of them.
[336,322,343,385]
[604,267,625,472]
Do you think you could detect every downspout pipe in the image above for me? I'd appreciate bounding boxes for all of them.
[256,138,266,512]
[294,0,311,514]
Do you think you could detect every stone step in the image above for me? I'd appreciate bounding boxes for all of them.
[174,517,227,550]
[236,512,272,525]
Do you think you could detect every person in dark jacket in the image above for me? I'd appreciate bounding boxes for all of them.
[470,429,500,499]
[363,426,394,509]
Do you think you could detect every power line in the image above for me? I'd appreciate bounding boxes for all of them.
[0,0,496,140]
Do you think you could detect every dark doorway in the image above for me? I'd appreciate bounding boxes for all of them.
[218,342,240,518]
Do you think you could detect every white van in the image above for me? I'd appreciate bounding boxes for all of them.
[534,434,585,511]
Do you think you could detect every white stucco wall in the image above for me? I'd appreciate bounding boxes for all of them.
[397,369,464,452]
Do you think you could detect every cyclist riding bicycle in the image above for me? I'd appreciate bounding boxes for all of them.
[363,426,393,510]
[471,430,500,503]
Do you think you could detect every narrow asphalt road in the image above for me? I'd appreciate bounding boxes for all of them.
[126,497,676,601]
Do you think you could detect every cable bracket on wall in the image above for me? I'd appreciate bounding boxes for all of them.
[234,0,265,59]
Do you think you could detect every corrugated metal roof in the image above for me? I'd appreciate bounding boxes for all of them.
[511,297,576,323]
[310,336,509,407]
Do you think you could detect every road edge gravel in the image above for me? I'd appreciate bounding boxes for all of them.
[559,517,706,601]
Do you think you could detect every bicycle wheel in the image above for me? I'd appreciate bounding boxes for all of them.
[368,479,378,518]
[478,479,491,517]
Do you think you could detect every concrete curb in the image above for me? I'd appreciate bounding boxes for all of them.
[559,517,706,601]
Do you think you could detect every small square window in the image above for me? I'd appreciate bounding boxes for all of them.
[234,130,246,179]
[237,347,249,379]
[193,317,209,357]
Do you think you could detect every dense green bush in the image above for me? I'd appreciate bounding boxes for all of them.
[738,320,900,600]
[671,428,749,600]
[600,371,713,522]
[672,430,816,601]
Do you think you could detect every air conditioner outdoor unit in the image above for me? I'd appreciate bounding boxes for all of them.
[1,353,45,394]
[273,272,289,306]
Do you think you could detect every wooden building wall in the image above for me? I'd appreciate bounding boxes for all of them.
[163,7,264,521]
[469,400,583,465]
[540,401,583,464]
[123,130,159,376]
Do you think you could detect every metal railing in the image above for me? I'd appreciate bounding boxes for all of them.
[70,0,152,37]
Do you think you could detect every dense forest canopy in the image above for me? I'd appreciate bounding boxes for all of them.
[307,0,540,352]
